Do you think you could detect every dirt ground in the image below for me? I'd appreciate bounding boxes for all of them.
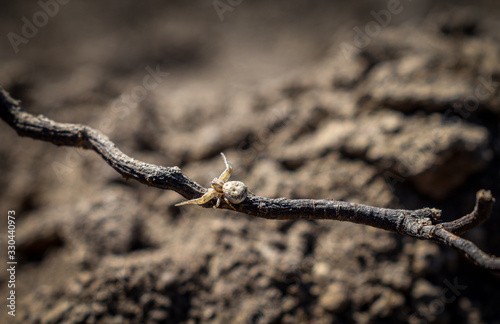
[1,1,500,323]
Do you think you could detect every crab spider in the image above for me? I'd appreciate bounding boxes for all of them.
[175,153,248,209]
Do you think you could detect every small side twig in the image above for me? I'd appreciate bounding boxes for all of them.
[440,189,494,235]
[1,87,498,272]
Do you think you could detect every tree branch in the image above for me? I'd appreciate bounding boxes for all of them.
[1,86,498,272]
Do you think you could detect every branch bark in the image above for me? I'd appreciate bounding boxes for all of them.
[1,86,499,272]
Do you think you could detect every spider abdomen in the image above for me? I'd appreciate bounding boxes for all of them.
[223,181,248,204]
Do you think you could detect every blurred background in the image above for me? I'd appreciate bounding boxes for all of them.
[1,1,500,323]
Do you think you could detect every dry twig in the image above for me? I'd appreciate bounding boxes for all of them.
[1,87,499,272]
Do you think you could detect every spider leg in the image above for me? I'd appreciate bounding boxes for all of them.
[214,196,221,209]
[175,188,219,206]
[218,152,233,182]
[224,197,237,210]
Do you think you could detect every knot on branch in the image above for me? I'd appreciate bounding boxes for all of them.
[397,208,439,239]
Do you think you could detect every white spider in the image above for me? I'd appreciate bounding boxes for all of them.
[175,153,248,209]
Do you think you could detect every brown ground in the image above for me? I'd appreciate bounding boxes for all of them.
[1,1,500,323]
